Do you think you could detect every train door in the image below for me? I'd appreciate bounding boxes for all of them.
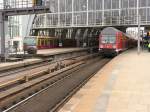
[122,35,126,50]
[117,32,123,50]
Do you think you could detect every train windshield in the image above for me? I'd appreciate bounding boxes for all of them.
[24,37,36,46]
[101,35,116,44]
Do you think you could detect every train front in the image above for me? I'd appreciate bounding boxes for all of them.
[23,36,37,54]
[99,27,117,56]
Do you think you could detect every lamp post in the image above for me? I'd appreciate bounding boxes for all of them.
[137,0,141,54]
[137,15,141,54]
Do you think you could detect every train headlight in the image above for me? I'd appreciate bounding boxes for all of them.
[100,45,103,48]
[113,45,116,49]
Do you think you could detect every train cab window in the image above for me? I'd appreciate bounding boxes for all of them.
[101,35,116,44]
[24,37,36,46]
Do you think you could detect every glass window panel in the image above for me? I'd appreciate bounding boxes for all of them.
[139,0,147,7]
[112,0,119,9]
[104,0,111,9]
[89,0,95,10]
[101,35,116,44]
[24,37,36,46]
[147,8,150,22]
[121,0,128,8]
[49,0,58,12]
[96,11,102,24]
[88,12,95,25]
[129,0,136,8]
[66,0,72,12]
[148,0,150,6]
[96,0,102,10]
[74,0,87,11]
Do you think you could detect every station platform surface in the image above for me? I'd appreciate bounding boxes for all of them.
[0,58,42,71]
[59,49,150,112]
[37,48,88,56]
[37,48,87,54]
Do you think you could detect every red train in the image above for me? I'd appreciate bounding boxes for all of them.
[99,27,136,56]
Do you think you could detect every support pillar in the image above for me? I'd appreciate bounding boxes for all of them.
[71,28,78,39]
[0,12,5,61]
[83,29,88,47]
[75,29,81,47]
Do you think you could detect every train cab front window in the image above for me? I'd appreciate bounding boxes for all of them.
[101,35,116,44]
[24,37,36,46]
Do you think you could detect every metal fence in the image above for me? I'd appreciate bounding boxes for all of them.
[32,0,150,28]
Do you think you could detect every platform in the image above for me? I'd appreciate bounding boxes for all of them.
[59,49,150,112]
[36,48,89,57]
[10,48,89,57]
[0,58,43,71]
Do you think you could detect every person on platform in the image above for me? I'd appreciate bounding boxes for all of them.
[148,42,150,52]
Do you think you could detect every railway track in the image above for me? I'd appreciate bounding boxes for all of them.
[0,53,98,91]
[0,56,111,112]
[0,54,89,78]
[0,59,52,78]
[0,53,100,111]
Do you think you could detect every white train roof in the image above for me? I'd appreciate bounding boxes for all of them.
[101,27,121,35]
[101,27,135,39]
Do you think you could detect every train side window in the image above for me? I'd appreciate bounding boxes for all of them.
[38,39,41,46]
[54,39,56,46]
[54,39,56,47]
[41,39,44,46]
[44,39,46,46]
[49,39,51,45]
[45,39,48,46]
[47,39,50,46]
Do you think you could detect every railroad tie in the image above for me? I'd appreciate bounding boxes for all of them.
[24,75,29,82]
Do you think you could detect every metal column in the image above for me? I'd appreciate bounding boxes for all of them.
[0,12,5,61]
[137,0,141,54]
[86,0,89,26]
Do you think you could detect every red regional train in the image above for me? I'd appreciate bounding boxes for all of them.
[99,27,136,56]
